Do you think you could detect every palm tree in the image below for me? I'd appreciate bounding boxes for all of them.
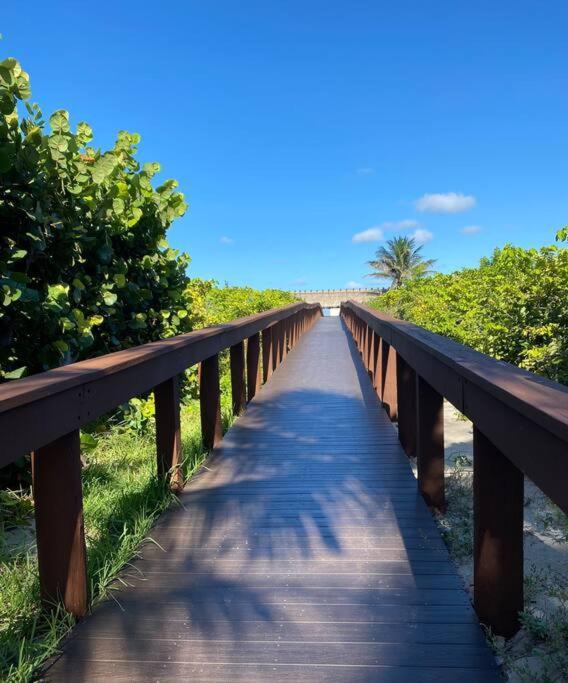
[366,236,436,289]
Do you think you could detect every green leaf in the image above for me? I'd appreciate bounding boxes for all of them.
[103,291,117,306]
[112,198,125,215]
[49,110,70,133]
[4,366,27,380]
[53,340,69,354]
[80,431,98,452]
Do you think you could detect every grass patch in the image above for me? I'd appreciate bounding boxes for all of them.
[0,396,233,682]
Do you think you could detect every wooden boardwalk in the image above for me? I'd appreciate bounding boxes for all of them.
[47,317,499,682]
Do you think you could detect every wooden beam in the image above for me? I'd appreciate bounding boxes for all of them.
[396,354,417,457]
[230,342,246,415]
[262,326,274,383]
[32,430,88,617]
[200,354,222,450]
[246,333,261,402]
[154,376,183,491]
[416,375,445,510]
[473,426,523,637]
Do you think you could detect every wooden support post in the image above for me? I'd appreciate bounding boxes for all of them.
[230,341,246,415]
[32,430,88,617]
[277,321,285,366]
[367,328,375,376]
[373,334,382,397]
[416,376,445,510]
[262,325,274,383]
[282,318,289,358]
[155,375,183,491]
[473,427,523,637]
[381,341,398,421]
[200,354,222,450]
[246,333,261,402]
[396,354,417,457]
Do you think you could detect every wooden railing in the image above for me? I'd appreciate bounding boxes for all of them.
[341,301,568,637]
[0,303,322,617]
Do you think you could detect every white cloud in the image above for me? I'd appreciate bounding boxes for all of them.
[352,219,419,243]
[461,224,482,235]
[220,236,234,245]
[356,167,375,176]
[346,280,363,289]
[415,192,476,214]
[292,278,308,287]
[411,228,434,244]
[352,226,384,243]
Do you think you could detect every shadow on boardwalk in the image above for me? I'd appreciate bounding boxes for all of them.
[46,318,498,682]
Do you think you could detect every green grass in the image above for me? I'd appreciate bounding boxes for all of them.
[0,395,233,682]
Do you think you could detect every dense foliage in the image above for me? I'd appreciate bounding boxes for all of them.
[0,58,210,380]
[371,244,568,384]
[204,286,297,325]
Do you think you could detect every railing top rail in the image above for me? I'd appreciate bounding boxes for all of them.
[342,300,568,514]
[0,302,320,466]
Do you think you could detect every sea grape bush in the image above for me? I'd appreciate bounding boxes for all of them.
[371,244,568,385]
[0,57,209,379]
[204,286,298,325]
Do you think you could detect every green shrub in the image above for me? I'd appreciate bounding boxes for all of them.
[205,285,298,325]
[371,244,568,384]
[0,57,211,380]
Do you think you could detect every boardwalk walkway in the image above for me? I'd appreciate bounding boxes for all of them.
[47,317,499,682]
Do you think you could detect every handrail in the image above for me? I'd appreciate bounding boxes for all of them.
[1,302,322,618]
[0,302,319,466]
[341,300,568,638]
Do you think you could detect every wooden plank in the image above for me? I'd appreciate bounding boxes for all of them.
[32,430,88,617]
[46,660,499,683]
[154,375,183,491]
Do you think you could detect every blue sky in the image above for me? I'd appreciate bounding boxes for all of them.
[2,1,567,290]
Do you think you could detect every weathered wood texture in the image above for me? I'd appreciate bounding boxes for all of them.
[46,318,498,682]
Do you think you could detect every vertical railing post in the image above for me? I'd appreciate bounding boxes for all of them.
[155,375,183,491]
[282,318,289,358]
[366,327,374,376]
[200,354,222,450]
[373,333,382,399]
[473,427,523,637]
[246,333,261,402]
[416,375,445,509]
[396,354,417,457]
[32,430,89,617]
[381,341,398,421]
[230,341,246,415]
[262,325,274,383]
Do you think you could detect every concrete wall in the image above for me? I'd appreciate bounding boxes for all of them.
[290,289,384,308]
